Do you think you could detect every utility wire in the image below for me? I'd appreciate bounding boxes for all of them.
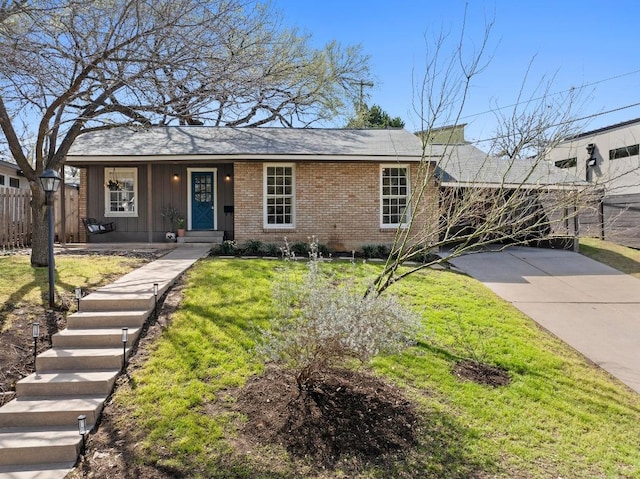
[462,68,640,120]
[471,100,640,145]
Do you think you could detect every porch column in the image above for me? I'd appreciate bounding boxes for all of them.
[147,163,153,243]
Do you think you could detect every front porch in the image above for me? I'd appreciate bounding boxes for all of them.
[77,162,234,243]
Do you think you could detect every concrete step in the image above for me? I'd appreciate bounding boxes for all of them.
[37,348,128,372]
[52,327,141,348]
[0,427,81,466]
[0,462,74,478]
[184,230,224,238]
[16,371,119,397]
[66,310,149,329]
[0,396,104,428]
[178,230,224,244]
[79,291,156,312]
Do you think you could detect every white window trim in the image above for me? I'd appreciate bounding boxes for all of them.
[263,163,295,229]
[104,167,138,217]
[380,164,410,228]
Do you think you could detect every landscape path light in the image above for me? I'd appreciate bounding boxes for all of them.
[74,287,82,311]
[121,327,128,371]
[77,414,87,455]
[153,282,159,319]
[32,322,40,374]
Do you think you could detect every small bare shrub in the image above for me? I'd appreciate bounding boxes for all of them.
[260,238,419,390]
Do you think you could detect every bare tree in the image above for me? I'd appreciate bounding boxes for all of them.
[0,0,370,266]
[370,21,596,296]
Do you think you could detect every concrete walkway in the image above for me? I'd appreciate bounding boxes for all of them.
[0,244,211,479]
[448,246,640,394]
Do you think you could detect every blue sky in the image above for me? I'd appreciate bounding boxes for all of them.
[275,0,640,143]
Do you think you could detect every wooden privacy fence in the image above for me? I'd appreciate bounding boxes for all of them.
[0,185,79,250]
[0,186,32,249]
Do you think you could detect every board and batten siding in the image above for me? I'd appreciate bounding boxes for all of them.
[79,162,234,243]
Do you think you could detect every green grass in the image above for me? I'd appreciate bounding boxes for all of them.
[0,254,148,329]
[113,259,640,478]
[580,237,640,278]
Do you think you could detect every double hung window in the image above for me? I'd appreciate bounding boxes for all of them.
[264,164,294,227]
[104,167,137,217]
[381,165,410,227]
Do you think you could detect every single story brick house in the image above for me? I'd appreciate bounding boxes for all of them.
[65,126,444,251]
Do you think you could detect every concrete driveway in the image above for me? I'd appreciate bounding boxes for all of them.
[448,246,640,394]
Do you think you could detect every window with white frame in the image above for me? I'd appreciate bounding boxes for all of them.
[380,165,410,227]
[104,167,137,217]
[264,164,294,227]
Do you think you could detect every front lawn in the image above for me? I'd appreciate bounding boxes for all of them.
[103,258,640,479]
[580,237,640,278]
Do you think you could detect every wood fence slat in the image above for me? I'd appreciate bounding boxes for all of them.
[1,186,78,250]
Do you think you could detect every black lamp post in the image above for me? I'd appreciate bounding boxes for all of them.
[39,168,62,309]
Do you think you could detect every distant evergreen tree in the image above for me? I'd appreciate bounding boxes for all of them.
[346,103,405,128]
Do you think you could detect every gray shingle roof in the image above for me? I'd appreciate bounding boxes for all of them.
[436,145,585,187]
[66,126,584,187]
[67,126,424,158]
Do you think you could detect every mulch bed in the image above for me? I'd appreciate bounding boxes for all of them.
[236,366,421,471]
[452,359,511,387]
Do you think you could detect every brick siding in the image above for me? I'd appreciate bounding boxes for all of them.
[234,161,438,252]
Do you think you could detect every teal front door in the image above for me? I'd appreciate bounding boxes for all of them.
[191,171,215,229]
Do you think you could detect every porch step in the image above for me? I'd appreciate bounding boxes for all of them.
[0,396,104,428]
[0,427,81,466]
[178,230,224,244]
[0,462,74,478]
[16,371,119,397]
[37,348,128,372]
[66,310,149,329]
[52,327,141,348]
[78,291,156,312]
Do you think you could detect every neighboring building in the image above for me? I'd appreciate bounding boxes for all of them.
[548,118,640,247]
[435,135,585,245]
[65,127,440,250]
[0,159,28,189]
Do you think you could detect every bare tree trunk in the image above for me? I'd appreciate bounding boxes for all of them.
[30,186,49,267]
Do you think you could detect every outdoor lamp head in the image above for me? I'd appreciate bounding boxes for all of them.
[75,287,82,300]
[121,327,128,343]
[586,143,595,156]
[39,168,62,193]
[77,414,87,435]
[32,322,40,338]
